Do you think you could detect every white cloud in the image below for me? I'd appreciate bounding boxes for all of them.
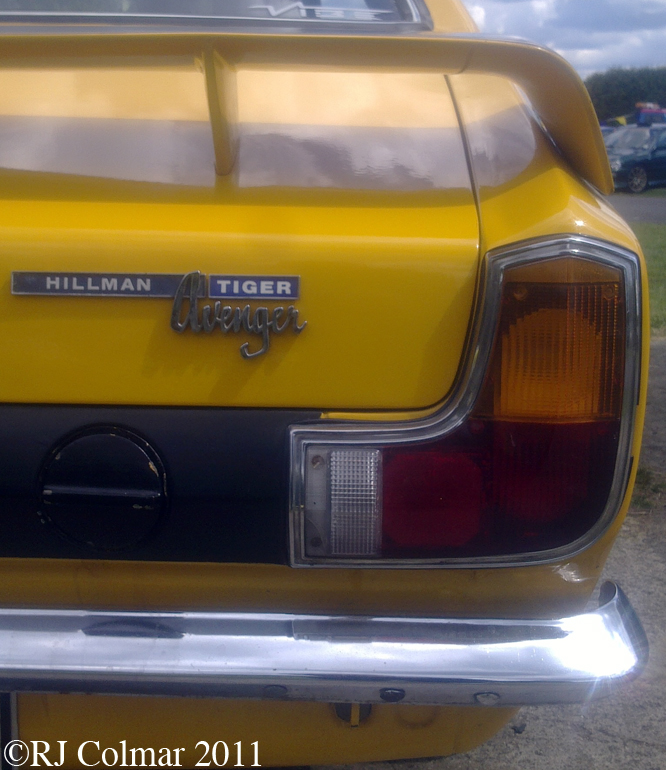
[469,5,487,28]
[531,0,556,26]
[460,0,666,75]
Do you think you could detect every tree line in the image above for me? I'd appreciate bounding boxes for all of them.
[585,67,666,122]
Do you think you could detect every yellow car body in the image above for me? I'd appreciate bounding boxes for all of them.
[0,0,649,766]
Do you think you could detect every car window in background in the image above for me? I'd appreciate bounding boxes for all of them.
[604,130,622,148]
[608,127,651,150]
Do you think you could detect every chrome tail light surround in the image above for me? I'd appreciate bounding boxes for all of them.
[289,235,641,568]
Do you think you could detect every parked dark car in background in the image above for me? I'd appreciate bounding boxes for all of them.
[607,124,666,192]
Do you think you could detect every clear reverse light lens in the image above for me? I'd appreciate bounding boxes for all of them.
[330,450,381,555]
[304,447,381,557]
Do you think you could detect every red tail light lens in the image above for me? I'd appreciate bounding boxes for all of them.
[382,450,485,552]
[292,242,639,566]
[380,419,618,558]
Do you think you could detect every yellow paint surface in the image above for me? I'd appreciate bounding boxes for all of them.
[18,695,517,768]
[0,2,649,762]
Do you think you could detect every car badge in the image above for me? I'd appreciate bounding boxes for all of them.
[11,271,306,359]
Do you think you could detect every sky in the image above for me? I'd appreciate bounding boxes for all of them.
[462,0,666,78]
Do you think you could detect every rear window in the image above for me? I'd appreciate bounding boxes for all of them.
[0,0,431,29]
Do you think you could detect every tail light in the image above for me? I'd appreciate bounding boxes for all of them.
[290,237,641,567]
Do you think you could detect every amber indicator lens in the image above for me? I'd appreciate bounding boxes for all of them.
[303,255,627,560]
[476,257,625,422]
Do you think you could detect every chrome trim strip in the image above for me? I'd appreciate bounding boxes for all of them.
[0,582,646,707]
[289,235,642,567]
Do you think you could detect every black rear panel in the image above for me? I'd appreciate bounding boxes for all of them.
[0,405,320,563]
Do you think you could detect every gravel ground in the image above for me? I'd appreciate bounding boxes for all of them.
[607,194,666,224]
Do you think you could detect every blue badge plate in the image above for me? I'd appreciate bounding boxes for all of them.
[11,272,299,300]
[11,272,186,297]
[208,275,299,300]
[11,271,306,360]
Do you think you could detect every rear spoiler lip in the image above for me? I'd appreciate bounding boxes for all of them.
[0,30,612,193]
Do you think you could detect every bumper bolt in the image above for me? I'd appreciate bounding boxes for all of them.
[379,688,405,702]
[474,692,501,705]
[263,685,288,698]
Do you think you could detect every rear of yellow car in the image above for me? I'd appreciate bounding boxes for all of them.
[0,0,649,766]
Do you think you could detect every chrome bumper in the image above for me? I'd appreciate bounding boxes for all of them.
[0,582,647,707]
